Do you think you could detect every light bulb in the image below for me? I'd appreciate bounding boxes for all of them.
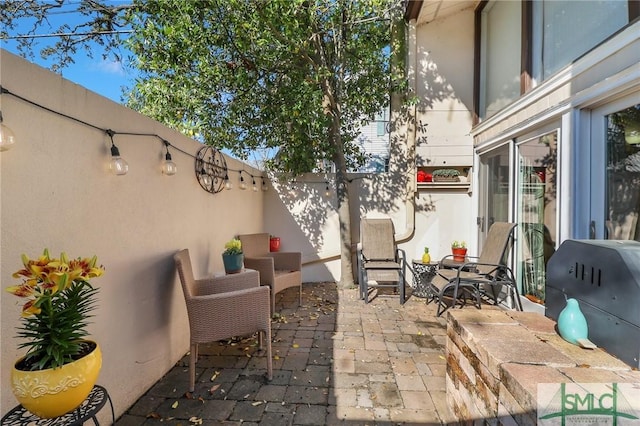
[202,173,213,187]
[162,152,177,175]
[324,183,331,197]
[239,172,247,190]
[109,145,128,175]
[225,174,233,190]
[0,121,16,151]
[261,178,268,191]
[252,178,258,192]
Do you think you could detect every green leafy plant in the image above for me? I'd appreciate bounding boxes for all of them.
[5,249,105,371]
[223,238,243,255]
[432,169,460,178]
[451,240,467,249]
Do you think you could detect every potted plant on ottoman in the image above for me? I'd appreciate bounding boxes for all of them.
[6,249,105,418]
[222,238,244,274]
[451,240,467,262]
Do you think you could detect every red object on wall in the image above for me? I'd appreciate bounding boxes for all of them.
[417,170,427,182]
[425,173,433,182]
[270,237,281,252]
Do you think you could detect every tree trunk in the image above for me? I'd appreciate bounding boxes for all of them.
[331,121,355,289]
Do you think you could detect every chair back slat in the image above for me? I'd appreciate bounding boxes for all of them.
[174,249,196,299]
[361,218,397,261]
[239,233,270,257]
[477,222,517,275]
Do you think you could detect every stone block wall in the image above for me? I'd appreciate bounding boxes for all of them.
[446,308,640,425]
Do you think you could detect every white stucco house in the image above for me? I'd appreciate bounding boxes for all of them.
[404,0,640,311]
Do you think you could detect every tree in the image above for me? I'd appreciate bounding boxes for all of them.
[126,0,406,287]
[1,0,134,73]
[1,0,408,287]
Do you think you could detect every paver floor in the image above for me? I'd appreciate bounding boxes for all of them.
[115,282,459,425]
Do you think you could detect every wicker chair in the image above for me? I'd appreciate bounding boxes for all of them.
[174,249,273,392]
[238,233,302,314]
[431,222,522,316]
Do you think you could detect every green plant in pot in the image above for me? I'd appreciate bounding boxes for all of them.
[222,238,244,274]
[451,240,467,262]
[432,168,460,182]
[5,248,105,418]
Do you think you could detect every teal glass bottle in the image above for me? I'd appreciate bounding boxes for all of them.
[557,298,588,345]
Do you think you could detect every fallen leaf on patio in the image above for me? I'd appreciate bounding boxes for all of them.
[198,396,204,403]
[209,384,221,393]
[244,394,250,399]
[578,364,591,368]
[292,343,299,348]
[439,355,445,360]
[274,355,280,360]
[211,371,220,381]
[184,391,194,399]
[146,412,161,419]
[417,331,423,335]
[251,401,264,406]
[171,401,179,409]
[189,417,203,425]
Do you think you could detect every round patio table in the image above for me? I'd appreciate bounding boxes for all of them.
[411,260,439,298]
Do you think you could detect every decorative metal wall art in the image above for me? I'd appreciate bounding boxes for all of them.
[195,146,227,194]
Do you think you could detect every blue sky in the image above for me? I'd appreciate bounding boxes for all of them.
[1,4,135,104]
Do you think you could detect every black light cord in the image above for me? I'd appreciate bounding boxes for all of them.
[0,84,263,178]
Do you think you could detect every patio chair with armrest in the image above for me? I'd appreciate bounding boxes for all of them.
[174,249,273,392]
[238,233,302,314]
[431,222,522,316]
[358,217,407,304]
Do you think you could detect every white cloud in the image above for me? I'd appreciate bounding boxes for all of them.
[91,59,125,76]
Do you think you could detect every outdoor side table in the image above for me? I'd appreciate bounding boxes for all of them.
[1,385,115,426]
[411,260,439,298]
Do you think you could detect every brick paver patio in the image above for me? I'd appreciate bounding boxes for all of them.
[115,282,458,425]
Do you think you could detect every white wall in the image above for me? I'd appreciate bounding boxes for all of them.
[0,50,267,419]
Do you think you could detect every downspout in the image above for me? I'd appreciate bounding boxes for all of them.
[396,17,418,243]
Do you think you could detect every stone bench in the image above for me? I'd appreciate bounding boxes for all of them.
[446,308,640,425]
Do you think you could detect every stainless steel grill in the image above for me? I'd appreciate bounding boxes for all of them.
[545,239,640,369]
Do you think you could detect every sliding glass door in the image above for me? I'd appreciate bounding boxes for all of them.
[515,129,558,304]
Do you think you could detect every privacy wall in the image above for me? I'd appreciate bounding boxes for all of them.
[0,50,265,419]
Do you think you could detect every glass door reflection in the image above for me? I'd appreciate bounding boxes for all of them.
[516,130,558,304]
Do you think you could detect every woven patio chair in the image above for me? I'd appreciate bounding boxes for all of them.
[238,233,302,314]
[358,217,407,304]
[174,249,273,392]
[431,222,522,316]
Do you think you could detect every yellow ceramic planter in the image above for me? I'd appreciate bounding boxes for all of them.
[11,341,102,418]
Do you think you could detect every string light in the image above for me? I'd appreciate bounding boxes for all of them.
[201,170,213,187]
[252,176,258,192]
[0,85,273,191]
[107,129,128,175]
[161,139,177,176]
[0,111,16,152]
[325,181,331,197]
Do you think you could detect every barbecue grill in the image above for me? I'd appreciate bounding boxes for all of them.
[545,239,640,369]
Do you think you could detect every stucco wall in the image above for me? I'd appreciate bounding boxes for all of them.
[0,50,268,419]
